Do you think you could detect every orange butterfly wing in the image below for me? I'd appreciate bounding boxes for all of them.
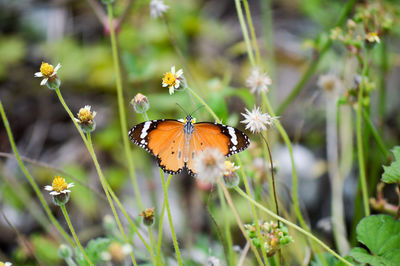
[129,120,185,174]
[186,123,250,175]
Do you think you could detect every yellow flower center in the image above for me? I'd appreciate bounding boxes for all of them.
[78,108,94,124]
[40,62,54,77]
[162,72,177,87]
[52,176,68,192]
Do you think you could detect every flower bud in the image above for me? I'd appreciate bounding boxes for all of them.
[222,161,240,188]
[139,207,155,226]
[131,93,150,114]
[58,244,73,259]
[75,105,96,133]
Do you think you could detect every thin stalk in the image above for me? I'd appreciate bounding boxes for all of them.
[186,86,220,122]
[378,39,388,125]
[60,204,93,266]
[234,187,352,266]
[356,50,370,216]
[233,0,255,66]
[159,170,182,265]
[276,0,357,114]
[106,2,144,209]
[362,109,389,158]
[242,0,261,65]
[236,156,269,264]
[54,87,148,257]
[156,174,173,265]
[0,100,75,247]
[148,226,156,265]
[87,133,138,265]
[217,186,235,266]
[217,179,264,265]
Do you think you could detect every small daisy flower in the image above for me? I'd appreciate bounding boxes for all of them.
[139,207,155,226]
[365,31,380,44]
[246,67,272,94]
[34,62,61,89]
[75,105,97,133]
[150,0,169,19]
[162,66,184,94]
[130,93,150,114]
[45,176,74,206]
[317,73,342,93]
[222,161,240,188]
[194,148,225,184]
[241,106,276,134]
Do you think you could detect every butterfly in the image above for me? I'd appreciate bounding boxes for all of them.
[129,114,250,176]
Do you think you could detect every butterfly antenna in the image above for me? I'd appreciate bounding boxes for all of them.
[190,105,205,116]
[176,103,188,115]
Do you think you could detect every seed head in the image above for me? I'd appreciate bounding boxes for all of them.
[241,106,276,134]
[194,148,225,184]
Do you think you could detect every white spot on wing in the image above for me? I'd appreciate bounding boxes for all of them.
[140,121,152,138]
[228,127,238,145]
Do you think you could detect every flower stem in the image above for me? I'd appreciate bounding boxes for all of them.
[0,100,75,247]
[186,86,220,122]
[217,185,235,265]
[356,50,370,217]
[148,226,156,265]
[233,0,255,66]
[87,132,138,266]
[106,2,144,210]
[159,169,182,265]
[234,187,352,266]
[362,109,389,158]
[156,174,173,265]
[218,179,264,265]
[60,204,93,266]
[242,0,261,65]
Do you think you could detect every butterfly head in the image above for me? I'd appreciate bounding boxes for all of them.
[183,115,195,135]
[183,115,196,124]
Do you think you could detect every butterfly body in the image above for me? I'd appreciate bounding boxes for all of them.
[129,115,250,176]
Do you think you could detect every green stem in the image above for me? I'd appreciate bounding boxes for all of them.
[106,2,144,210]
[186,87,220,122]
[218,180,265,265]
[356,50,370,217]
[362,109,389,158]
[242,0,261,65]
[276,0,357,115]
[87,133,138,266]
[0,100,75,247]
[60,204,93,266]
[217,186,235,266]
[55,87,151,255]
[378,40,388,125]
[159,169,182,265]
[148,226,156,265]
[156,174,173,266]
[233,0,255,66]
[234,187,352,266]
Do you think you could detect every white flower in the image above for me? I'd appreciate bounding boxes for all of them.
[194,148,225,183]
[206,256,221,266]
[162,66,184,94]
[317,73,341,92]
[241,106,276,134]
[34,62,61,86]
[246,67,272,94]
[150,0,169,19]
[44,176,74,196]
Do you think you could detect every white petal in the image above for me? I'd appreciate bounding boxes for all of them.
[34,72,43,77]
[61,190,71,193]
[171,66,176,74]
[174,80,180,88]
[54,63,61,72]
[40,78,48,86]
[169,86,174,94]
[162,83,168,87]
[50,191,60,195]
[67,183,74,188]
[176,69,183,77]
[44,185,53,191]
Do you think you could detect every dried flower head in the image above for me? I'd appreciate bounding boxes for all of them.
[75,105,97,133]
[194,148,225,183]
[241,106,276,134]
[246,67,272,94]
[317,74,342,93]
[222,161,240,188]
[44,176,74,206]
[131,93,150,114]
[34,62,61,89]
[139,207,155,226]
[150,0,169,19]
[162,66,184,94]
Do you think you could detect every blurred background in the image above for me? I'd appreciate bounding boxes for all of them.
[1,0,400,265]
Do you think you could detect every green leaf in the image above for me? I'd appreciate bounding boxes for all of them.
[382,146,400,184]
[349,215,400,266]
[76,237,111,266]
